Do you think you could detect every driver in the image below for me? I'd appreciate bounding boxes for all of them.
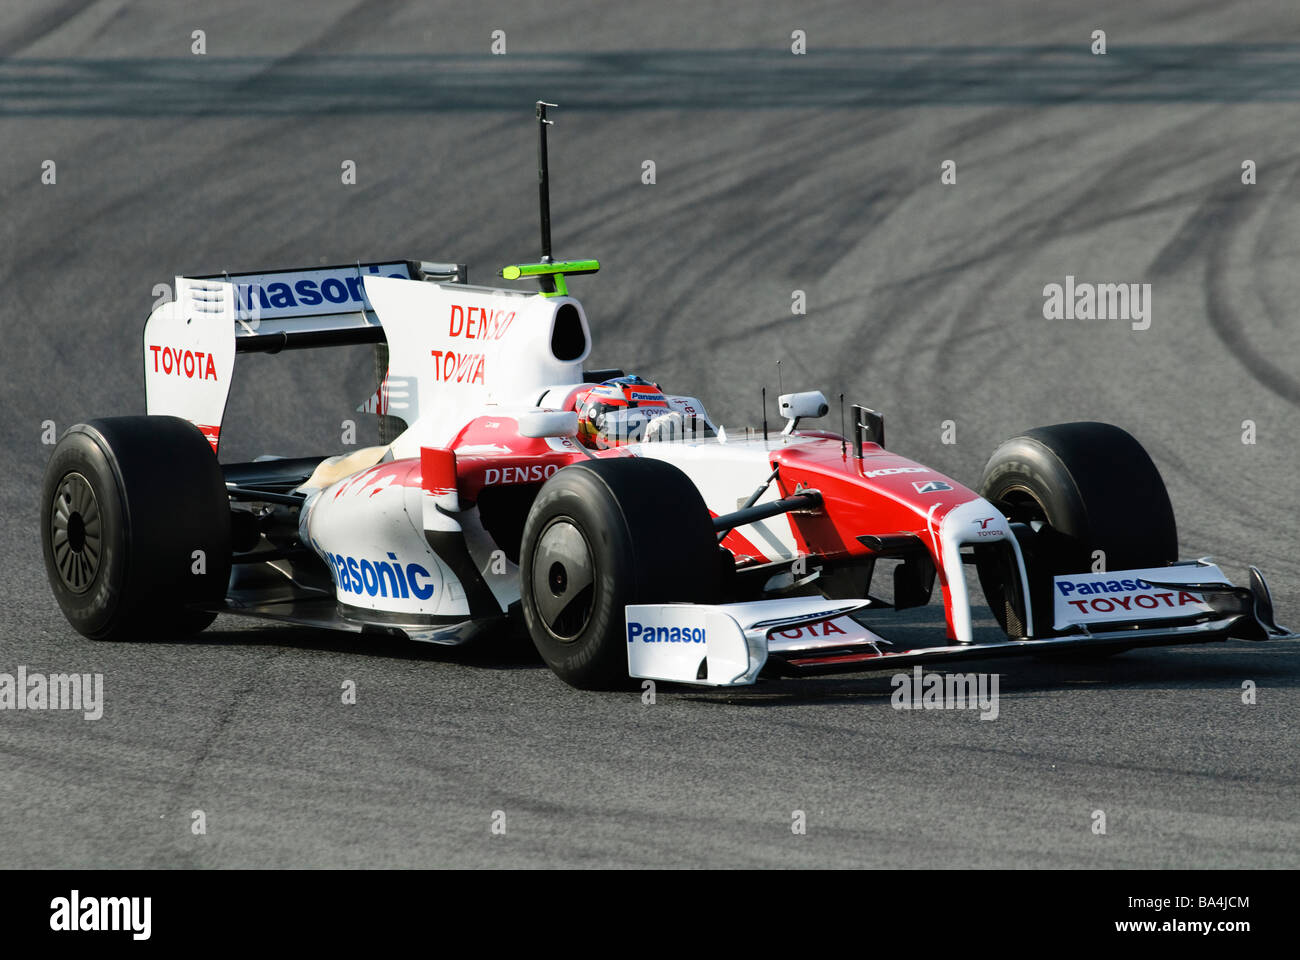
[573,375,685,449]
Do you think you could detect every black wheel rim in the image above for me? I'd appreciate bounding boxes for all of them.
[531,518,595,641]
[50,472,102,594]
[995,486,1047,526]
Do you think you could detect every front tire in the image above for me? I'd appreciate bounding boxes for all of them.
[519,458,719,689]
[41,416,232,641]
[977,421,1178,642]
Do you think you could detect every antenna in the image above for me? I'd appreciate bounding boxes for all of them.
[775,362,785,443]
[839,393,846,456]
[536,101,556,287]
[762,387,768,441]
[500,102,600,297]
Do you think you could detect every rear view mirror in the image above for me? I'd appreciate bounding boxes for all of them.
[517,410,579,439]
[778,391,829,434]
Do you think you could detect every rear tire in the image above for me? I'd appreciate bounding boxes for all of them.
[977,421,1178,644]
[519,458,719,689]
[40,416,232,641]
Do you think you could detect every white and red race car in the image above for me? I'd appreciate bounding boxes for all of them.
[41,104,1292,689]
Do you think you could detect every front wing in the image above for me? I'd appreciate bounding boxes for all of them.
[626,561,1295,686]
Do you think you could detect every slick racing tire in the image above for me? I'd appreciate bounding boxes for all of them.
[977,421,1178,646]
[520,457,719,690]
[41,416,232,641]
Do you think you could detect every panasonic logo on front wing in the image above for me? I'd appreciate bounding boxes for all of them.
[627,623,706,644]
[1056,578,1152,596]
[326,551,434,600]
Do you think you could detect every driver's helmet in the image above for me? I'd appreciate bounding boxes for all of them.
[573,375,670,449]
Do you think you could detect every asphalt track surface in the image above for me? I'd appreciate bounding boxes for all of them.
[1,1,1297,869]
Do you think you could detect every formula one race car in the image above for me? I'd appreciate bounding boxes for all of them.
[41,103,1294,689]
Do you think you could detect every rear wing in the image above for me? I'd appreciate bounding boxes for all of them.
[143,260,465,453]
[195,260,466,353]
[143,257,596,459]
